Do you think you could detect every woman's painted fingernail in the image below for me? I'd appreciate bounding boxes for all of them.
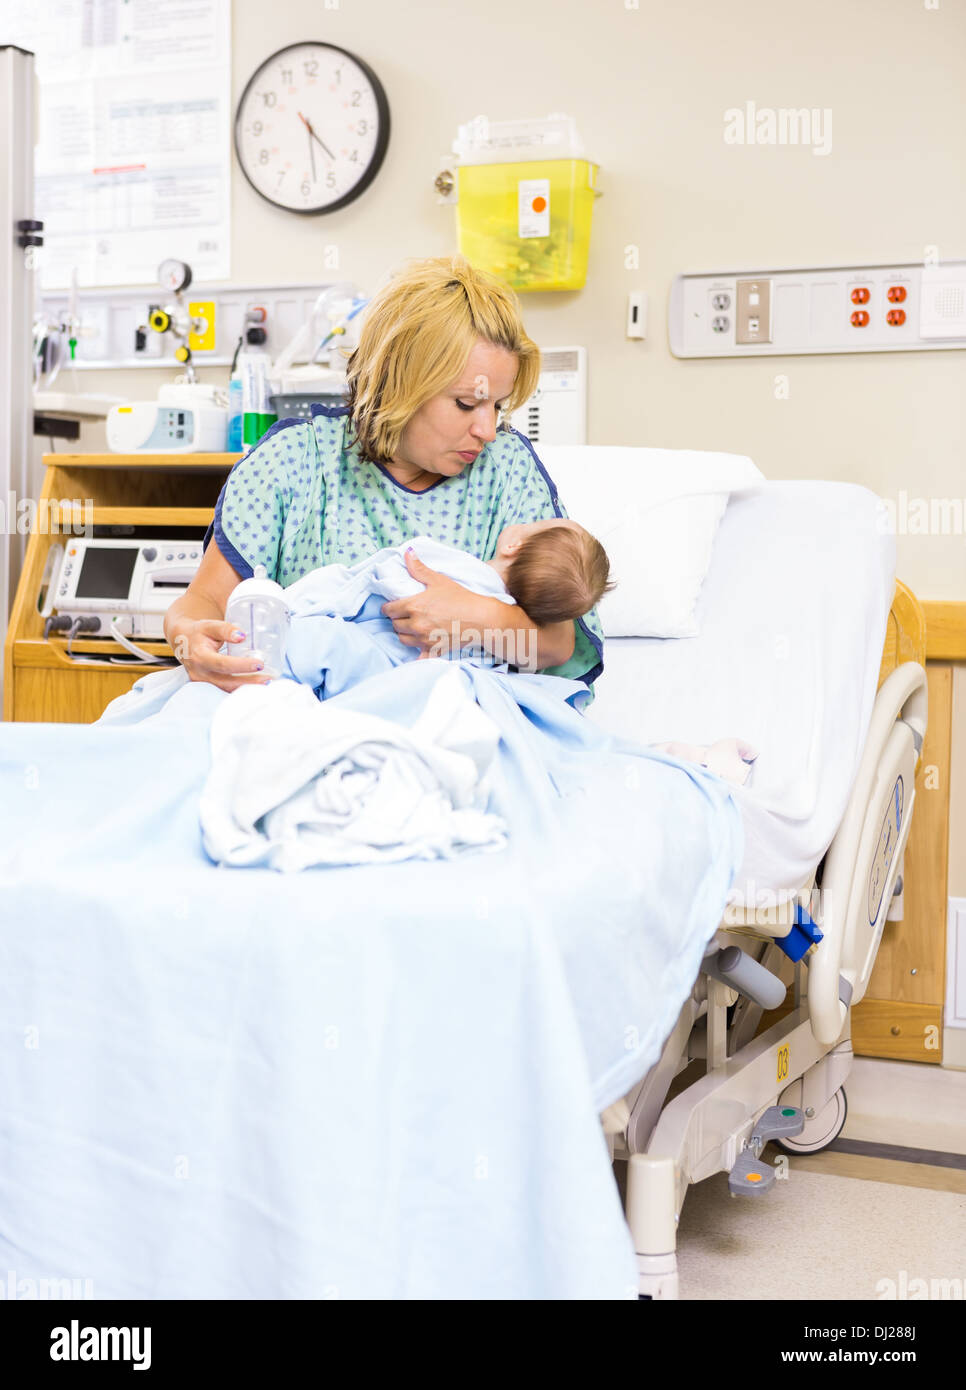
[233,631,246,641]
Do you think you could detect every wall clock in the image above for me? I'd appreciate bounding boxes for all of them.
[234,41,390,214]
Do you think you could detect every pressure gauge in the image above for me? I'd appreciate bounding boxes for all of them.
[158,259,192,293]
[234,42,390,214]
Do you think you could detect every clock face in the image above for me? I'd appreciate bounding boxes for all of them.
[234,42,390,214]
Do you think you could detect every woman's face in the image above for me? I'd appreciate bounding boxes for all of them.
[390,339,519,485]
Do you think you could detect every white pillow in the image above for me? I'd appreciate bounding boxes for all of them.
[533,446,764,637]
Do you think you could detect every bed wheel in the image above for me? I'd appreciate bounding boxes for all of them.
[775,1087,847,1155]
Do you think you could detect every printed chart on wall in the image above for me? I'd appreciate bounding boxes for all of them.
[2,0,231,288]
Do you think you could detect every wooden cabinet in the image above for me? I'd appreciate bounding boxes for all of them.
[3,452,238,724]
[851,661,953,1063]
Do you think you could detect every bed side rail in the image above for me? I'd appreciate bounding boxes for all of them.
[807,661,927,1045]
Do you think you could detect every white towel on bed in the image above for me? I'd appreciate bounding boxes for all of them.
[198,667,507,871]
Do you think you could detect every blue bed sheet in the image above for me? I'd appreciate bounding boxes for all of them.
[0,657,741,1299]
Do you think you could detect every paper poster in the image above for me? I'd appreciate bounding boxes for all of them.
[1,0,231,287]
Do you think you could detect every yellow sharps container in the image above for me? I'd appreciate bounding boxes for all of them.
[451,116,600,292]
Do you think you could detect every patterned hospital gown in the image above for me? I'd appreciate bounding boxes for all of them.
[205,403,604,686]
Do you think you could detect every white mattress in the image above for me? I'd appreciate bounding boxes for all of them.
[586,481,895,906]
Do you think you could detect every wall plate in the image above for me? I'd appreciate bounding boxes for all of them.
[670,261,966,357]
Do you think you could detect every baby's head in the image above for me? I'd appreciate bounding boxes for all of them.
[489,519,614,624]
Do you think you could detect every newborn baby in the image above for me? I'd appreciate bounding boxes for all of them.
[276,518,613,684]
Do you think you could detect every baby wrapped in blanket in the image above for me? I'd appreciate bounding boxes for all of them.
[282,517,612,672]
[282,525,757,786]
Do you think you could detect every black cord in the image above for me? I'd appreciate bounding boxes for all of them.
[229,334,244,375]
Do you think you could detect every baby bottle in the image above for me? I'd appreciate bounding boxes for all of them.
[224,565,290,679]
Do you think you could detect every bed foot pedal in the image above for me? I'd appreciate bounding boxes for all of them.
[728,1106,805,1196]
[753,1104,806,1144]
[729,1149,776,1195]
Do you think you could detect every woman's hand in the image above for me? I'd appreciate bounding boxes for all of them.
[168,617,272,692]
[382,550,575,669]
[381,551,486,657]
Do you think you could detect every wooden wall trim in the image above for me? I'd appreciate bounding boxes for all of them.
[922,601,966,661]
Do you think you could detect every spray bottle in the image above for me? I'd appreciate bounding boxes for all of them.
[227,306,276,451]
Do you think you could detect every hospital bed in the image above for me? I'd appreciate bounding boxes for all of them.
[0,454,923,1300]
[574,475,926,1300]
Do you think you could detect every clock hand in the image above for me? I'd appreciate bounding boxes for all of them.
[307,126,317,181]
[298,110,336,163]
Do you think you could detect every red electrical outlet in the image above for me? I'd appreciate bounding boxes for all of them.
[850,287,870,304]
[850,310,870,327]
[886,308,906,326]
[887,285,907,303]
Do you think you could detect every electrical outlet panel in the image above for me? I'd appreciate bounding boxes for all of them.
[670,262,966,357]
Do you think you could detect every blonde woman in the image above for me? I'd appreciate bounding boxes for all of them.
[164,255,604,691]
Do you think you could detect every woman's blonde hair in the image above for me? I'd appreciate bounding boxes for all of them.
[345,255,541,464]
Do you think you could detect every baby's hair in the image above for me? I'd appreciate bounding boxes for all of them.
[505,526,614,625]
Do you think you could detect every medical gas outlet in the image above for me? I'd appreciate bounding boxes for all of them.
[136,258,215,370]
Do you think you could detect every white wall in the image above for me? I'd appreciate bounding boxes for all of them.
[72,0,966,597]
[62,0,966,895]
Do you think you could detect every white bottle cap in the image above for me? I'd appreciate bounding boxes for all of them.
[228,564,289,609]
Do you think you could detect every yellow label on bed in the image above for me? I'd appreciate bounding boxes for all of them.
[776,1044,790,1082]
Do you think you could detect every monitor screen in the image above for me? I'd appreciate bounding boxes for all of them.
[74,547,139,600]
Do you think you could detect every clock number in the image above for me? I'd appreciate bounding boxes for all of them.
[326,171,336,189]
[252,120,263,136]
[280,67,293,85]
[259,149,270,165]
[357,119,368,135]
[350,90,361,106]
[301,181,311,197]
[348,149,358,163]
[262,91,277,108]
[305,59,319,77]
[277,171,286,187]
